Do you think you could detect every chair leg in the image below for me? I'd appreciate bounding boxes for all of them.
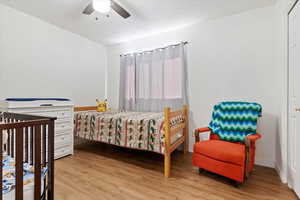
[231,180,241,188]
[198,168,204,174]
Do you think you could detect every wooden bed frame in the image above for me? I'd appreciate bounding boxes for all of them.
[0,112,56,200]
[74,105,189,178]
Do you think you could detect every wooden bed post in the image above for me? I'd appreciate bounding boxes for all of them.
[164,107,171,178]
[183,105,189,154]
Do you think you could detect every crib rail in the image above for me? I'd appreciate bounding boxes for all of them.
[0,112,56,200]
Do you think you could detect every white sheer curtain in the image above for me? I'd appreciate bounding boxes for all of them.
[119,43,188,112]
[119,54,136,110]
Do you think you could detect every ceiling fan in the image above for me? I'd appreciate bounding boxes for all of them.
[83,0,131,19]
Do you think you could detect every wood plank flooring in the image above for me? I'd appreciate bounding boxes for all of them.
[55,143,297,200]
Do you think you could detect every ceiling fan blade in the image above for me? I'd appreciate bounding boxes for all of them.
[83,2,94,15]
[111,0,131,19]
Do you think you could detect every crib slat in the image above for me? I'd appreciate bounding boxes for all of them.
[11,128,15,158]
[7,129,10,155]
[34,125,42,200]
[30,126,34,165]
[43,125,47,166]
[0,128,3,200]
[7,124,11,156]
[47,120,55,200]
[11,118,16,158]
[25,127,29,162]
[15,127,24,200]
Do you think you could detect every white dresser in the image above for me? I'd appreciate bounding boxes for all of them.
[0,99,74,159]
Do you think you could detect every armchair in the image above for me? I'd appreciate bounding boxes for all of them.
[192,102,262,184]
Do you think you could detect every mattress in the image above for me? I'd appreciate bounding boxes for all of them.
[3,179,45,200]
[2,155,47,200]
[74,110,185,154]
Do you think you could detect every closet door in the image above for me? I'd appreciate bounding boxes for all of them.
[288,1,300,198]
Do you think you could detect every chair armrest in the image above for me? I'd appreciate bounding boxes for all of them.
[246,133,261,143]
[244,133,261,178]
[194,127,211,143]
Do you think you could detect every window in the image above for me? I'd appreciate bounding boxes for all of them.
[120,43,188,112]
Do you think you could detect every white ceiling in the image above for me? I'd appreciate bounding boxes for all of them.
[0,0,276,45]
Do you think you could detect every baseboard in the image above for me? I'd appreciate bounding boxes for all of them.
[255,160,275,168]
[287,166,295,189]
[275,164,287,184]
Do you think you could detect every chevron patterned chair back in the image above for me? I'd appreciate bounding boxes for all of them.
[208,102,262,143]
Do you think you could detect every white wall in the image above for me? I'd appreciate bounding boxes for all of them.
[107,5,281,168]
[0,4,107,106]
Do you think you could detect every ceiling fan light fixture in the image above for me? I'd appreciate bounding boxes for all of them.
[93,0,111,13]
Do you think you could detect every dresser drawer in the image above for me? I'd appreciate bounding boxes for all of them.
[56,128,72,136]
[55,134,72,148]
[55,110,72,119]
[9,109,72,119]
[32,110,72,119]
[55,146,72,159]
[55,120,72,132]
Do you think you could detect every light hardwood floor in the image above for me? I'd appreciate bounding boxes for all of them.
[55,143,297,200]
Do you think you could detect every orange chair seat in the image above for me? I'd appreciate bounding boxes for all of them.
[194,140,246,166]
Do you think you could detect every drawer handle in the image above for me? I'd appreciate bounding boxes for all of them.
[40,104,53,107]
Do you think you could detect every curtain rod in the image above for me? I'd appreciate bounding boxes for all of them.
[120,41,188,57]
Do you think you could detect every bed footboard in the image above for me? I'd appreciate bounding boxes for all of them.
[163,105,189,178]
[0,112,56,200]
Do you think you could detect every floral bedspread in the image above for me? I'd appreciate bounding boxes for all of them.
[2,155,47,195]
[74,111,185,154]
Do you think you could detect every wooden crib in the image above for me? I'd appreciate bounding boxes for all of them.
[0,112,56,200]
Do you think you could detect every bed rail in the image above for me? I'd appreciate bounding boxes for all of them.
[0,112,56,200]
